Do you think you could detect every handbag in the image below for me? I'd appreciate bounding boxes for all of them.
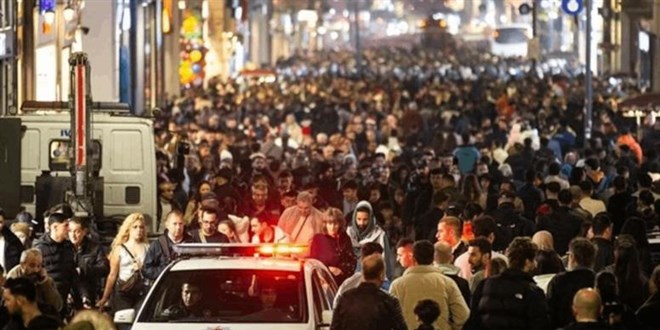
[118,244,145,297]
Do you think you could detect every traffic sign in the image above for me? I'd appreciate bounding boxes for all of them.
[561,0,583,15]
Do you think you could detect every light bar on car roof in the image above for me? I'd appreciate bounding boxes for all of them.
[172,243,308,258]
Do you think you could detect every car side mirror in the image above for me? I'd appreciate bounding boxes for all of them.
[317,310,333,329]
[113,309,136,324]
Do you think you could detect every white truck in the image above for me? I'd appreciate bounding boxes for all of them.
[0,53,157,234]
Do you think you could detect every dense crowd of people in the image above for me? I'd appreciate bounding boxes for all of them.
[149,44,659,330]
[1,41,660,330]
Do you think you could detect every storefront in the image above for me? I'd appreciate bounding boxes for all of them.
[33,0,81,102]
[29,0,166,113]
[117,0,165,114]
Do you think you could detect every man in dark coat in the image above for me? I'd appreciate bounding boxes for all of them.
[536,189,583,255]
[606,176,632,234]
[590,214,614,273]
[68,218,109,307]
[467,236,550,330]
[331,254,407,330]
[415,191,447,241]
[0,208,25,271]
[517,170,544,221]
[492,191,535,252]
[547,238,596,329]
[33,213,82,311]
[144,210,193,280]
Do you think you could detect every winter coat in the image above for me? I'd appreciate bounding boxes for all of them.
[438,263,471,306]
[33,234,82,307]
[309,233,356,286]
[536,206,582,255]
[492,204,536,252]
[390,265,470,330]
[547,268,596,329]
[73,237,109,302]
[346,201,393,279]
[143,231,193,280]
[415,207,444,241]
[331,282,407,330]
[617,134,642,164]
[1,227,24,271]
[591,237,613,273]
[6,265,63,312]
[467,268,551,330]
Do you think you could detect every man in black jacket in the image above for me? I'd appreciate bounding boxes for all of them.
[492,191,535,252]
[547,237,596,329]
[415,191,447,241]
[0,208,25,271]
[144,210,193,280]
[68,218,109,307]
[590,214,614,273]
[331,254,407,330]
[536,189,583,255]
[467,236,550,330]
[33,213,82,312]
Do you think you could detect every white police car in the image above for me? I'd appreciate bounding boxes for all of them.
[114,244,337,330]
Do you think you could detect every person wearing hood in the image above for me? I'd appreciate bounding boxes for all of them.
[346,201,394,280]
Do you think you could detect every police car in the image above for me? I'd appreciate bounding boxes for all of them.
[114,244,337,329]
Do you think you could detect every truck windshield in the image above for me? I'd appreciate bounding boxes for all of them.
[48,139,102,171]
[138,269,307,324]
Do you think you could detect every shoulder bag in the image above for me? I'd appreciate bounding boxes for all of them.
[118,244,145,297]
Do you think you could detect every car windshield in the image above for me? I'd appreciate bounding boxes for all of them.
[495,28,528,44]
[138,269,307,323]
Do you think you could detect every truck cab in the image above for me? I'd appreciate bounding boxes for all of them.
[0,101,156,233]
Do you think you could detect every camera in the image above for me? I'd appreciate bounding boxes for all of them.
[176,141,191,155]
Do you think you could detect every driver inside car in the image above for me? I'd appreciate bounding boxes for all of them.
[162,282,212,319]
[244,275,296,322]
